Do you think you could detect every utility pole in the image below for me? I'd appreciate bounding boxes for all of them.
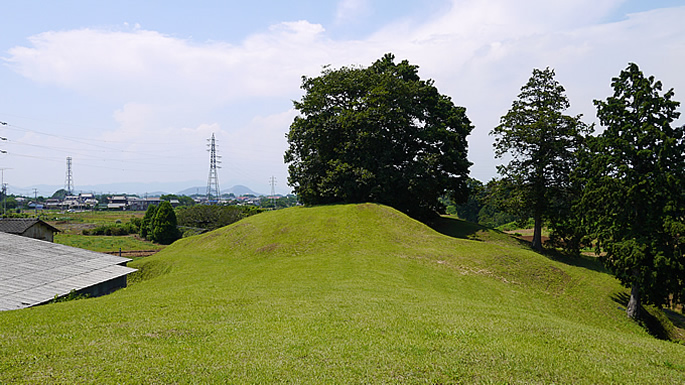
[33,188,38,217]
[0,168,11,217]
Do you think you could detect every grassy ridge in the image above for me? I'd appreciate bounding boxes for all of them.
[1,204,684,383]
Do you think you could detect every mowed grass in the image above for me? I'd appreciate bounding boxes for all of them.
[54,233,164,252]
[1,204,684,383]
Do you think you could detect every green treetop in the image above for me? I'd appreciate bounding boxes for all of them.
[491,67,591,252]
[577,63,685,320]
[284,53,473,221]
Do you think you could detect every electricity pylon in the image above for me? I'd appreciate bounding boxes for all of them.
[206,133,221,204]
[64,157,74,195]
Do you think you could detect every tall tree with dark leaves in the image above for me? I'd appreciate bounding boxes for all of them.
[284,53,473,221]
[491,68,591,251]
[140,204,157,240]
[577,63,685,320]
[150,201,181,245]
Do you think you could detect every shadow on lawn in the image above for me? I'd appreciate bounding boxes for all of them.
[431,217,615,280]
[430,216,484,240]
[611,292,685,342]
[542,248,609,275]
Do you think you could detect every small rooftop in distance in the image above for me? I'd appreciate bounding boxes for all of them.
[0,232,137,311]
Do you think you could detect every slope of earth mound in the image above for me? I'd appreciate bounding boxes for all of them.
[0,203,683,383]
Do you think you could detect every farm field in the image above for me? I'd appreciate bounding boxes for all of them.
[42,210,162,254]
[47,210,145,235]
[54,233,163,253]
[1,204,684,383]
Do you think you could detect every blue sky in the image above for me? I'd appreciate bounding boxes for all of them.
[1,0,684,196]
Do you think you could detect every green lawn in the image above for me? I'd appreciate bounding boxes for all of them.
[1,204,683,383]
[54,233,163,252]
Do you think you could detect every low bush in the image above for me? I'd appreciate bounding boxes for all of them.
[82,222,138,236]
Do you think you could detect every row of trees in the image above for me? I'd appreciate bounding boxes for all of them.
[284,54,684,321]
[492,64,684,320]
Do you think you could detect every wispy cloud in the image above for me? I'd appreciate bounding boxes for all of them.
[335,0,372,24]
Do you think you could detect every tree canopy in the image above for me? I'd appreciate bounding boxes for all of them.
[140,204,157,240]
[284,53,473,220]
[491,67,591,251]
[576,63,685,320]
[150,201,181,245]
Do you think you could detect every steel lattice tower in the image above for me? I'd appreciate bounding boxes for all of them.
[64,157,74,195]
[206,133,221,203]
[269,176,276,208]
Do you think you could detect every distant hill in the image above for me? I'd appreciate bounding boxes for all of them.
[1,203,682,383]
[176,185,263,196]
[7,181,265,197]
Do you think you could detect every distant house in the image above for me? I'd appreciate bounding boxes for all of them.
[0,218,60,242]
[107,195,160,211]
[107,195,128,210]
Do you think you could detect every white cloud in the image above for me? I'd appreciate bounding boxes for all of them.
[3,1,685,187]
[335,0,372,24]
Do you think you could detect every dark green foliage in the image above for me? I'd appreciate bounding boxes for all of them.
[491,67,591,251]
[140,204,157,239]
[284,53,473,221]
[576,63,685,320]
[452,178,485,223]
[475,179,520,228]
[150,201,181,245]
[450,178,519,228]
[176,204,264,231]
[83,222,138,236]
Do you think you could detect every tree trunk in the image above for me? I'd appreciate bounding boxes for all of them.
[532,213,543,252]
[626,281,641,321]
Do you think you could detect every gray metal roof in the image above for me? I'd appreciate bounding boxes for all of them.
[0,218,60,234]
[0,232,136,311]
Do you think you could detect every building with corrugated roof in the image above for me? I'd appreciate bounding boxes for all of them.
[0,232,136,311]
[0,218,60,242]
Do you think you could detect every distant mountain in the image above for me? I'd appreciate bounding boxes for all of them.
[8,181,265,198]
[177,185,263,196]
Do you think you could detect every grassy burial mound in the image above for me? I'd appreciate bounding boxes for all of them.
[1,204,683,383]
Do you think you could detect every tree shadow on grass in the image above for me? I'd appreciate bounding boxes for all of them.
[542,248,609,275]
[432,217,605,267]
[611,292,681,342]
[430,216,484,240]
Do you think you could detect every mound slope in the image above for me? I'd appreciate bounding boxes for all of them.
[0,203,683,383]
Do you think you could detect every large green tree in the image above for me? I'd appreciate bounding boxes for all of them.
[577,63,685,320]
[491,68,591,251]
[284,53,473,220]
[150,201,181,245]
[140,204,157,239]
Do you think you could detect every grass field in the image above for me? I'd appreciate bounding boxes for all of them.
[47,210,145,235]
[1,204,684,383]
[54,233,164,253]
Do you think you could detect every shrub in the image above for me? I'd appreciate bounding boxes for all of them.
[150,201,180,245]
